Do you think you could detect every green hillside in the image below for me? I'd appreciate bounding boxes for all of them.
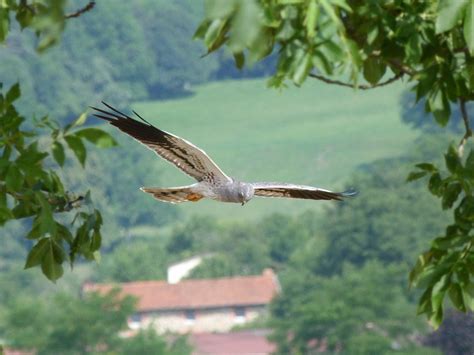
[126,78,416,219]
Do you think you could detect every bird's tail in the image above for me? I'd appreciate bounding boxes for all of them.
[140,186,204,204]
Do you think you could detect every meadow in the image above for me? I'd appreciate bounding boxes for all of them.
[128,78,417,219]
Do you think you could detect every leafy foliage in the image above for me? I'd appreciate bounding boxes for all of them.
[1,289,164,354]
[195,0,474,326]
[0,283,192,354]
[408,143,474,327]
[94,239,168,282]
[118,328,192,355]
[401,92,474,133]
[1,0,221,119]
[0,83,116,281]
[0,0,68,51]
[270,261,426,354]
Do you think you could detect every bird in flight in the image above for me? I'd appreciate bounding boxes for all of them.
[91,102,357,205]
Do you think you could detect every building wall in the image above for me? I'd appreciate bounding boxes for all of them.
[132,305,266,334]
[167,256,204,284]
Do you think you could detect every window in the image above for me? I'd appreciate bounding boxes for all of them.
[185,309,195,324]
[129,313,142,329]
[234,307,246,323]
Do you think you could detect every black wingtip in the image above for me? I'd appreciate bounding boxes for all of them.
[340,188,359,198]
[132,109,152,126]
[100,101,131,119]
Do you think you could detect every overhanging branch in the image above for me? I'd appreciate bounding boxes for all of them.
[65,1,96,19]
[308,72,403,90]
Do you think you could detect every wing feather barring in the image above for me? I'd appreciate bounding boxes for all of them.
[91,102,358,205]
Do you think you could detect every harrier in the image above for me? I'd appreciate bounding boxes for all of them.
[91,102,357,205]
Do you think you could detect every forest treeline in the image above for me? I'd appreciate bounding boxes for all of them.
[0,0,273,120]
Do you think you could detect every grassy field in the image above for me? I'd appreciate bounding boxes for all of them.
[131,78,417,220]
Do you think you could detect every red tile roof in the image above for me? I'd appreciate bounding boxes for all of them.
[191,330,276,355]
[83,269,279,312]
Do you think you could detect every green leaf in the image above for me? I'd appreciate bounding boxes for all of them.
[407,171,428,182]
[367,26,379,45]
[5,82,20,104]
[65,112,88,132]
[75,128,117,148]
[457,268,470,286]
[15,5,34,29]
[442,183,462,209]
[435,0,469,34]
[0,7,9,43]
[465,283,474,309]
[227,0,262,53]
[416,163,438,172]
[52,240,68,264]
[428,172,443,196]
[429,305,444,329]
[276,20,296,41]
[36,193,57,236]
[5,164,24,192]
[429,88,451,126]
[465,149,474,178]
[345,38,362,70]
[193,20,210,39]
[313,50,332,75]
[204,18,224,48]
[464,1,474,55]
[0,206,14,224]
[449,283,466,311]
[90,230,101,252]
[292,52,312,85]
[320,0,343,29]
[432,273,450,310]
[52,141,65,167]
[92,250,101,263]
[205,0,236,18]
[410,254,430,286]
[65,135,87,167]
[445,144,461,174]
[417,287,433,315]
[41,241,64,282]
[405,35,422,62]
[24,238,50,269]
[233,52,245,69]
[305,0,319,38]
[320,40,344,62]
[57,223,73,244]
[363,57,386,85]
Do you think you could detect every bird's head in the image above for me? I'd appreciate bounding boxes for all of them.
[237,183,254,206]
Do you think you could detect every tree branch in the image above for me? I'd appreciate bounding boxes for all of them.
[308,72,403,90]
[386,59,417,76]
[458,98,472,156]
[65,1,95,19]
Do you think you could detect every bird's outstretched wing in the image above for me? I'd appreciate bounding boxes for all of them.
[91,102,231,184]
[251,182,357,201]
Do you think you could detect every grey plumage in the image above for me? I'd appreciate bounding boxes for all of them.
[91,102,357,205]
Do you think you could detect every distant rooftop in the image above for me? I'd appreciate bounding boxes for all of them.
[83,269,279,312]
[191,330,276,355]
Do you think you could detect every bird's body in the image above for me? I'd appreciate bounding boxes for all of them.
[142,180,254,204]
[91,102,357,205]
